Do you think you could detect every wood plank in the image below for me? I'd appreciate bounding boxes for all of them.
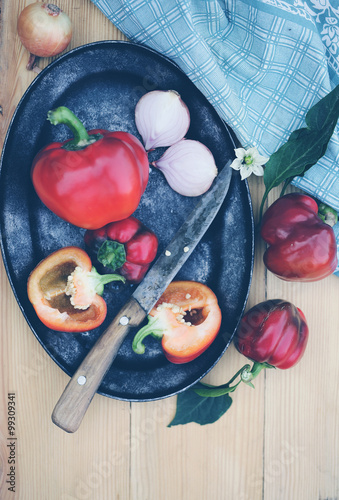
[261,187,339,499]
[264,272,339,499]
[1,1,338,499]
[130,176,268,500]
[0,2,131,499]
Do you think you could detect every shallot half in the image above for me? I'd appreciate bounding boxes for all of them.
[135,90,190,150]
[17,2,72,70]
[153,139,218,197]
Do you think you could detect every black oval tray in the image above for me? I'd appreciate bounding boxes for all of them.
[0,41,254,401]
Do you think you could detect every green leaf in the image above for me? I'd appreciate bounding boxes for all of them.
[168,387,232,427]
[260,84,339,217]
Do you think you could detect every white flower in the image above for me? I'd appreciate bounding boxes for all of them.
[230,147,269,180]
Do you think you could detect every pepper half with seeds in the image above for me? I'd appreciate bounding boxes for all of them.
[27,246,125,332]
[132,281,222,364]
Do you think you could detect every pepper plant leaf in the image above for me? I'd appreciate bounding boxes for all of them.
[168,386,232,427]
[260,84,339,218]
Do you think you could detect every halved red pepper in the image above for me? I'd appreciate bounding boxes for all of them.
[132,281,222,364]
[84,216,158,283]
[31,106,149,229]
[27,247,125,332]
[261,193,338,281]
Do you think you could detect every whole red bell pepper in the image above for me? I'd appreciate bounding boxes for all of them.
[31,106,149,229]
[234,299,309,369]
[261,193,338,282]
[27,246,125,332]
[190,299,309,412]
[132,281,222,364]
[84,216,158,283]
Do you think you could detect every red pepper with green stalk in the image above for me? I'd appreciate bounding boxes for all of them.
[84,216,158,284]
[195,299,309,395]
[132,281,222,364]
[31,106,149,229]
[168,299,309,427]
[27,246,125,332]
[260,193,338,282]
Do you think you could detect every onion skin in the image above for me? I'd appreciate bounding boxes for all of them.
[17,2,72,67]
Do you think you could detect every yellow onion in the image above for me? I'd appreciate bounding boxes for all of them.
[153,139,218,197]
[135,90,190,150]
[17,2,72,70]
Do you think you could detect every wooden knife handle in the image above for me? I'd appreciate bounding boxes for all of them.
[51,297,146,433]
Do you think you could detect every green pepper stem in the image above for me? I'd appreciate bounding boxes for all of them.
[318,202,338,227]
[194,363,250,397]
[47,106,103,150]
[259,189,268,223]
[193,361,274,398]
[194,379,243,398]
[240,361,270,388]
[88,267,125,296]
[279,178,292,197]
[132,315,165,354]
[98,240,126,271]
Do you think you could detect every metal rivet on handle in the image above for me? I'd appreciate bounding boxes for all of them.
[77,375,87,386]
[119,316,129,326]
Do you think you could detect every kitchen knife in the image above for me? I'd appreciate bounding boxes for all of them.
[52,160,232,433]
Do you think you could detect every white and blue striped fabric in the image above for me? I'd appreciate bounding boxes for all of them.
[91,0,339,275]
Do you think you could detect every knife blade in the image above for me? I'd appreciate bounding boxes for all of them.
[133,160,232,313]
[52,160,232,433]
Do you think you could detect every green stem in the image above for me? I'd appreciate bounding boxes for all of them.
[98,240,126,271]
[227,364,252,386]
[88,267,125,296]
[132,316,165,354]
[259,189,268,223]
[194,379,242,398]
[193,361,274,398]
[241,361,270,388]
[279,178,291,197]
[318,203,338,227]
[47,106,103,151]
[193,363,251,397]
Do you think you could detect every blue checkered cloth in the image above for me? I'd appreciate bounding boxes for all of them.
[91,0,339,275]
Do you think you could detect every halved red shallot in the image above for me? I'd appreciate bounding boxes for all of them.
[152,139,218,197]
[135,90,190,150]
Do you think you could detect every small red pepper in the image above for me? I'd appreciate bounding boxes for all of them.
[234,299,309,369]
[132,281,222,364]
[27,246,125,332]
[84,216,158,284]
[31,106,149,229]
[189,299,309,412]
[261,193,338,282]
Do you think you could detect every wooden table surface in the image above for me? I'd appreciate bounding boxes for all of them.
[1,1,338,499]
